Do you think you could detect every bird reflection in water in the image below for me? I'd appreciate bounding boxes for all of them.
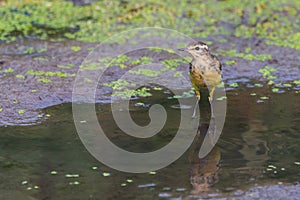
[188,95,221,195]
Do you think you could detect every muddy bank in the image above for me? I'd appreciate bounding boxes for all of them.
[0,36,299,125]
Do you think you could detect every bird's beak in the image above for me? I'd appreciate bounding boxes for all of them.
[178,48,187,51]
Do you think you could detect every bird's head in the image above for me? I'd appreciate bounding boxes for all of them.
[178,41,209,58]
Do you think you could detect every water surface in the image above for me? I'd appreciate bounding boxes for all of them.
[0,85,299,199]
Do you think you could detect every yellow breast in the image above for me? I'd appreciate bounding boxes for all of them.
[189,67,221,89]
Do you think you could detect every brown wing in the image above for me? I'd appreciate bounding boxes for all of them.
[211,54,222,73]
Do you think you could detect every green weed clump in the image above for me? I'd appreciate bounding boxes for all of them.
[1,0,300,49]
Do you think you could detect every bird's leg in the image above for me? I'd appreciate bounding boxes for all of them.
[209,87,215,119]
[192,90,201,118]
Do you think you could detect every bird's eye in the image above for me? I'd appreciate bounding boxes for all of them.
[195,46,200,50]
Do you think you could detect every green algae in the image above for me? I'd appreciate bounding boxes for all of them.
[129,69,160,77]
[37,77,52,83]
[104,80,152,99]
[57,64,74,69]
[1,0,298,50]
[26,70,76,77]
[18,109,26,114]
[70,46,81,52]
[15,74,25,79]
[3,68,14,73]
[258,66,277,84]
[224,60,237,65]
[294,80,300,85]
[229,82,239,88]
[219,50,272,61]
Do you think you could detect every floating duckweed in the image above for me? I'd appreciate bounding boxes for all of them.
[27,70,75,77]
[224,60,237,65]
[153,87,162,91]
[91,166,98,170]
[126,179,133,183]
[119,64,127,69]
[16,74,25,79]
[173,71,183,77]
[258,66,277,80]
[18,110,25,114]
[258,66,277,85]
[21,180,28,185]
[283,83,292,87]
[57,64,74,69]
[229,82,238,88]
[31,90,37,93]
[172,95,182,99]
[27,187,32,191]
[268,165,277,169]
[23,47,35,54]
[65,174,80,178]
[161,58,186,68]
[104,80,130,90]
[69,181,80,185]
[149,171,156,175]
[140,56,153,64]
[34,185,39,189]
[4,68,14,73]
[73,181,80,185]
[33,57,48,61]
[254,83,263,87]
[250,93,257,96]
[272,88,280,93]
[148,47,163,52]
[112,54,131,64]
[294,80,300,85]
[24,47,46,54]
[130,56,153,65]
[127,87,152,98]
[37,78,52,83]
[50,171,58,175]
[121,183,127,187]
[129,69,160,77]
[102,172,111,177]
[45,114,51,117]
[70,46,81,52]
[220,50,272,61]
[260,96,269,100]
[0,108,2,113]
[294,161,300,165]
[245,47,251,53]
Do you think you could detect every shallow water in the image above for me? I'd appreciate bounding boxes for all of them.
[0,84,299,199]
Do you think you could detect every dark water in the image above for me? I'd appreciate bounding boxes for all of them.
[0,85,299,199]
